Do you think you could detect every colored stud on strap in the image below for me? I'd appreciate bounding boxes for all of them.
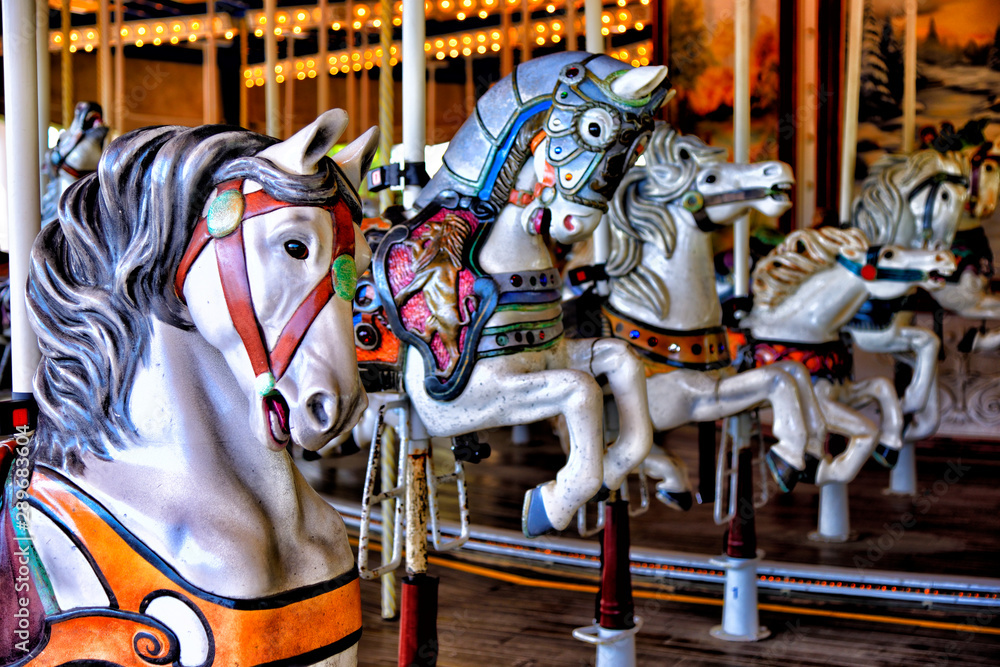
[333,254,358,301]
[681,191,705,212]
[207,189,246,238]
[255,372,277,397]
[860,264,878,281]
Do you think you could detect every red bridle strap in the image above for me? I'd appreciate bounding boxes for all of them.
[174,179,358,388]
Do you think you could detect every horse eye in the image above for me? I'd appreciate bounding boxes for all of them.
[883,250,894,259]
[705,174,717,184]
[588,122,602,138]
[284,240,309,260]
[679,149,690,160]
[941,191,950,202]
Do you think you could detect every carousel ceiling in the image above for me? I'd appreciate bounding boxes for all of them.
[36,0,653,84]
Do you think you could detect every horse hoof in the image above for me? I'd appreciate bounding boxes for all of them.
[873,444,899,469]
[656,489,693,511]
[766,450,799,493]
[522,485,555,538]
[957,327,977,354]
[799,454,820,485]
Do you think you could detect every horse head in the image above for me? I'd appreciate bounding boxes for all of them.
[624,122,794,231]
[854,149,967,251]
[48,101,108,178]
[836,242,956,300]
[178,111,379,452]
[960,143,999,220]
[28,112,378,470]
[415,53,670,245]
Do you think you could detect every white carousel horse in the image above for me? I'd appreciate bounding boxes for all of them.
[41,101,109,222]
[601,123,824,505]
[844,148,968,441]
[1,111,378,666]
[360,53,670,537]
[743,227,955,483]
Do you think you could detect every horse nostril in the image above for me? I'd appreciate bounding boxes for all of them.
[306,392,337,431]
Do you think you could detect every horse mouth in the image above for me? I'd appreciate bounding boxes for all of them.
[262,392,291,448]
[770,182,794,201]
[928,270,949,285]
[532,207,552,238]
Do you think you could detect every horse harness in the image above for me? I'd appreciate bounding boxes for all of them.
[2,465,362,665]
[835,245,935,283]
[603,304,731,377]
[675,186,787,233]
[174,178,358,398]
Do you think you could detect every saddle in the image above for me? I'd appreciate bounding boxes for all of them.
[3,466,362,666]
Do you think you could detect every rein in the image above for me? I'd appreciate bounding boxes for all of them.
[906,171,968,244]
[174,179,357,396]
[675,186,785,232]
[835,245,931,283]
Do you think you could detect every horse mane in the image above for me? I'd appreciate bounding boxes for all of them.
[752,227,867,309]
[420,214,470,268]
[851,149,952,244]
[605,123,724,317]
[488,113,547,212]
[27,124,351,471]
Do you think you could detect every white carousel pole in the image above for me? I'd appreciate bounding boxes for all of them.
[902,0,917,153]
[36,0,50,186]
[710,0,769,643]
[4,0,43,398]
[318,0,330,114]
[98,0,112,126]
[264,0,279,137]
[584,0,602,54]
[402,0,425,208]
[838,0,865,225]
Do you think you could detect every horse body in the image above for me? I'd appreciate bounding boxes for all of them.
[603,124,821,501]
[844,149,968,440]
[5,111,378,665]
[364,53,670,536]
[744,228,955,484]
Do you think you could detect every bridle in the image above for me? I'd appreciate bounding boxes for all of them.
[836,245,934,283]
[674,185,787,233]
[174,178,358,397]
[905,171,968,245]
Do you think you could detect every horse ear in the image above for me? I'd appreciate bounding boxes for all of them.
[611,65,669,100]
[334,126,380,191]
[259,109,349,175]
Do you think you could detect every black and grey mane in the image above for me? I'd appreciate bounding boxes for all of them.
[27,124,349,471]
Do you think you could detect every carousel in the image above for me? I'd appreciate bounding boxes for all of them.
[0,0,999,665]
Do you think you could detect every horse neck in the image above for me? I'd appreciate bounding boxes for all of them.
[474,160,554,275]
[76,318,303,527]
[748,264,869,343]
[608,204,722,331]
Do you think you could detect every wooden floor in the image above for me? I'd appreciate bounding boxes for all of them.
[313,422,1000,665]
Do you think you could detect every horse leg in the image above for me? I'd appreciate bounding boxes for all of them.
[840,376,904,466]
[812,381,879,485]
[893,325,939,416]
[566,338,653,491]
[642,439,693,510]
[903,374,941,442]
[769,360,828,454]
[404,350,605,535]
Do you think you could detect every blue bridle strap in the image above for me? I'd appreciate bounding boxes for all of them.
[477,100,553,201]
[836,247,929,282]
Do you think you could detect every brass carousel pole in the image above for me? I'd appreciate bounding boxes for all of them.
[264,0,279,136]
[318,0,330,113]
[98,0,112,125]
[114,0,125,132]
[377,0,394,211]
[239,19,249,128]
[61,0,73,127]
